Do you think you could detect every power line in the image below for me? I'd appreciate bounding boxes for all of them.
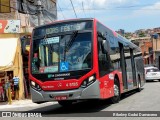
[57,2,65,19]
[2,2,159,13]
[54,7,160,11]
[43,10,54,22]
[92,0,95,18]
[56,3,160,11]
[82,1,86,17]
[115,4,155,8]
[69,0,77,18]
[85,0,92,18]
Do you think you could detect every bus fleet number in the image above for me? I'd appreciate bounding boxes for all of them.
[66,82,78,87]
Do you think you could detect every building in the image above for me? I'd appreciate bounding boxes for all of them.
[130,37,153,65]
[152,32,160,69]
[0,0,57,100]
[116,29,125,36]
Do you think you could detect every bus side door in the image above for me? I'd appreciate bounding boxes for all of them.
[119,42,128,90]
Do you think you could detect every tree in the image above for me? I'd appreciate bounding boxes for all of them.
[138,32,146,37]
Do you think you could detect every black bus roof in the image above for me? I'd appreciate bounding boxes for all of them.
[34,18,95,30]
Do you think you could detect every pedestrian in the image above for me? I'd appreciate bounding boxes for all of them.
[1,79,7,101]
[0,80,5,101]
[9,73,14,99]
[4,76,10,101]
[13,76,19,100]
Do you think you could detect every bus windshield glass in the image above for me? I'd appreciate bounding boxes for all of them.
[31,32,92,74]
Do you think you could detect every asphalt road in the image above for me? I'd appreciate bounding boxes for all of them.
[1,80,160,119]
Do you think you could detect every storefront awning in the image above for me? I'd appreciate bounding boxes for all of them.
[0,38,18,69]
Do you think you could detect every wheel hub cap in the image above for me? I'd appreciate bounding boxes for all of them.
[114,85,119,96]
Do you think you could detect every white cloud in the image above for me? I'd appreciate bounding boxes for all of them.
[59,0,139,8]
[133,2,160,16]
[57,0,140,20]
[76,0,130,7]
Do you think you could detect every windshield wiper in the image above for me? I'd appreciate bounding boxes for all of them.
[65,31,78,52]
[64,31,78,61]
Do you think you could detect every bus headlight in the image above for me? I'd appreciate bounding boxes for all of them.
[81,74,96,88]
[31,81,35,86]
[30,80,42,91]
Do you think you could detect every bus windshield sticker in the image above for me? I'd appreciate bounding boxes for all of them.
[41,37,59,45]
[39,67,45,73]
[48,74,55,78]
[60,62,69,72]
[40,66,58,73]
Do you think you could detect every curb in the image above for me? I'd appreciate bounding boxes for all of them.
[0,99,37,109]
[0,100,55,110]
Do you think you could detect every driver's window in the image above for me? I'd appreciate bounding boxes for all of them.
[98,35,111,76]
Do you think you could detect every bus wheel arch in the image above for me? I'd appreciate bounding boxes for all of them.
[110,75,121,103]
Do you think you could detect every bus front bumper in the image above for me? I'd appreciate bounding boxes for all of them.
[30,80,100,103]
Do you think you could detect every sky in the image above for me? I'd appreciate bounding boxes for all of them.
[57,0,160,32]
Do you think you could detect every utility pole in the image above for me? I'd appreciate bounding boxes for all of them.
[36,0,43,26]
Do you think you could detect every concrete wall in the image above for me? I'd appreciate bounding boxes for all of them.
[141,41,152,56]
[0,0,17,19]
[153,38,160,51]
[152,34,160,61]
[155,51,160,70]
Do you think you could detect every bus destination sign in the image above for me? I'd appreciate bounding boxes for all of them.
[33,21,92,37]
[46,23,82,34]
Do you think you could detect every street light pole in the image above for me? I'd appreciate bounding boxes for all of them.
[37,0,43,26]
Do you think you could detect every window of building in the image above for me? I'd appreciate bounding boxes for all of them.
[0,0,11,13]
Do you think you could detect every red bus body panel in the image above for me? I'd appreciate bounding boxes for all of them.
[29,19,100,92]
[29,18,126,100]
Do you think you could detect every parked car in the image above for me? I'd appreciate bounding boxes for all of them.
[144,66,160,81]
[144,64,155,67]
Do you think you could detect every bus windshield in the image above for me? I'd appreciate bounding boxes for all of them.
[31,32,92,74]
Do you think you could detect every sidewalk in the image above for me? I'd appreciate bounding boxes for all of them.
[0,99,39,109]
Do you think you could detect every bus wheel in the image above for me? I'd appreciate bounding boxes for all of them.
[136,76,141,92]
[111,78,120,104]
[58,100,73,107]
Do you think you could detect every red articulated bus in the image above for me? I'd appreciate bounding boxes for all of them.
[29,18,145,106]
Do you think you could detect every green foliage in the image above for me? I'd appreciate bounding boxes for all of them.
[138,32,146,37]
[124,33,132,39]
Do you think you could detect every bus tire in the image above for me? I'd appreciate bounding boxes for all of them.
[58,100,73,107]
[111,78,120,104]
[136,76,141,92]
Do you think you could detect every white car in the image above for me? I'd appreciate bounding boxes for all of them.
[145,66,160,81]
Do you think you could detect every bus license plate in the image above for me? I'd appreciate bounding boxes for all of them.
[54,96,68,100]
